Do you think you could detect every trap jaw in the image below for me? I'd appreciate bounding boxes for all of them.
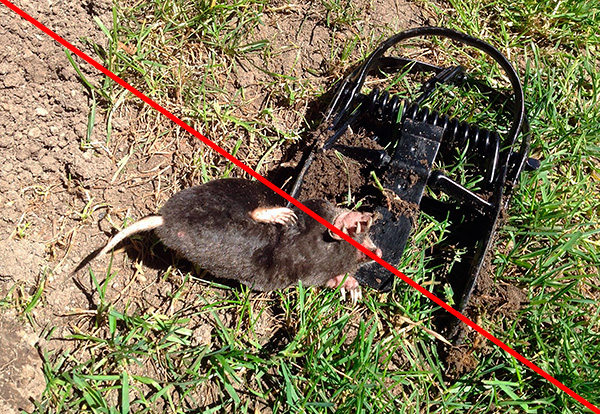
[288,27,537,328]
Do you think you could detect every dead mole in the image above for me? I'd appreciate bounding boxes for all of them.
[97,178,382,303]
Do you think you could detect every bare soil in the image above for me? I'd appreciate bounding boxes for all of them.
[0,1,115,411]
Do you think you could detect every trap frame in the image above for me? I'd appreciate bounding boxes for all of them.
[288,27,538,339]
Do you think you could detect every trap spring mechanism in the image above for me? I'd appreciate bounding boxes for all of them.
[288,27,538,336]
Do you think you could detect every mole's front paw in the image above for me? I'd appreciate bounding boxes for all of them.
[326,274,362,305]
[250,207,297,225]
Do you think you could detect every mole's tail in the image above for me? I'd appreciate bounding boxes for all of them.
[99,215,164,256]
[72,215,164,275]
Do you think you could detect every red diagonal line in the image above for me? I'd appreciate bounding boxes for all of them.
[3,1,597,412]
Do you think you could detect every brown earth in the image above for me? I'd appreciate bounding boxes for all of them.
[0,1,116,411]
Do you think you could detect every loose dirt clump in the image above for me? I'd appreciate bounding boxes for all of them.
[381,189,420,221]
[469,257,528,318]
[297,126,378,202]
[440,249,528,378]
[281,122,420,222]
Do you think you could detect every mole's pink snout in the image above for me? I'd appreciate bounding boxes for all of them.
[330,210,382,262]
[357,235,382,261]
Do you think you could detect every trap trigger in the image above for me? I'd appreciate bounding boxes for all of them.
[355,118,444,291]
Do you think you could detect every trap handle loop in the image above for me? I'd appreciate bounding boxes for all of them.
[326,27,526,154]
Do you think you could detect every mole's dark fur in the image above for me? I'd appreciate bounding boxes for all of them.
[96,178,380,292]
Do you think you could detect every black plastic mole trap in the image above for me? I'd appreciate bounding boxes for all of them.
[286,27,537,333]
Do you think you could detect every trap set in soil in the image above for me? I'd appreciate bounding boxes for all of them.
[286,27,538,338]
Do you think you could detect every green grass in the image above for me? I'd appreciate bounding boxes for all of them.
[14,0,600,412]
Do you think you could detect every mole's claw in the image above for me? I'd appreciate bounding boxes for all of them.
[348,287,362,305]
[340,287,346,301]
[350,289,355,305]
